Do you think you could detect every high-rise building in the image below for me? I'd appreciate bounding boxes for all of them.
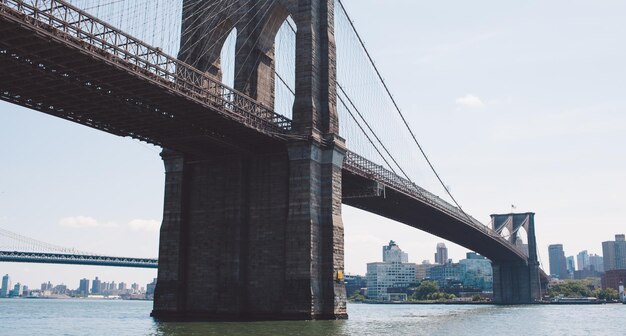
[566,256,575,276]
[10,283,22,297]
[383,240,408,263]
[435,243,448,265]
[459,252,493,291]
[415,260,434,281]
[1,274,11,298]
[602,234,626,271]
[577,250,590,271]
[79,278,90,296]
[146,278,157,298]
[91,277,102,294]
[41,281,53,291]
[367,241,416,300]
[548,244,567,279]
[589,254,604,273]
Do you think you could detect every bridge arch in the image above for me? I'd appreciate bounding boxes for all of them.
[233,2,293,110]
[178,2,236,80]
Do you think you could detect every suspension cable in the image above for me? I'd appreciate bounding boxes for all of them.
[336,0,469,216]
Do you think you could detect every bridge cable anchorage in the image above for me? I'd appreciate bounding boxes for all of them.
[336,0,475,224]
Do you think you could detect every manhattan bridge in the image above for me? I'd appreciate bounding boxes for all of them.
[0,0,546,320]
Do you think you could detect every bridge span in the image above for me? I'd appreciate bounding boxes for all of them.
[0,251,158,268]
[1,0,544,321]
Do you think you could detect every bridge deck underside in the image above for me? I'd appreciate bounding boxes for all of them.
[343,172,525,263]
[0,13,284,156]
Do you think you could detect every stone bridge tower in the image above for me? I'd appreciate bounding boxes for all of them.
[490,213,543,303]
[151,0,347,320]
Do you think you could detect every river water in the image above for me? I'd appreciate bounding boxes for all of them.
[0,299,623,335]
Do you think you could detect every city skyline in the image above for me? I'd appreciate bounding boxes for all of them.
[2,0,626,285]
[0,272,152,296]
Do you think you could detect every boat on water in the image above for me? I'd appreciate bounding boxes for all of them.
[550,297,604,304]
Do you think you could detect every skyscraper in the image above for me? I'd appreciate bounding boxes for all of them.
[602,234,626,271]
[435,243,448,265]
[576,250,589,271]
[566,256,575,276]
[548,244,567,279]
[91,277,102,294]
[589,254,604,272]
[1,274,11,298]
[383,240,408,263]
[79,278,90,296]
[367,241,416,300]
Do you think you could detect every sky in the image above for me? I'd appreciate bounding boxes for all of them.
[2,0,626,289]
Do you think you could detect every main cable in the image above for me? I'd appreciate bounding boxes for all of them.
[336,0,469,217]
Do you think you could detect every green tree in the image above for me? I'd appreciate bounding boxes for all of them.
[548,280,592,298]
[348,292,366,302]
[594,288,619,301]
[412,280,439,300]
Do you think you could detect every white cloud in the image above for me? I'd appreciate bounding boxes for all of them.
[59,216,99,228]
[128,219,160,233]
[456,94,485,108]
[59,216,118,229]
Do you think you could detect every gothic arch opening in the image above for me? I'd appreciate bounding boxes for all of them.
[273,16,296,119]
[220,27,237,88]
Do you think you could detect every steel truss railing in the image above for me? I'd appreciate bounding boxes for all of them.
[0,0,292,133]
[0,250,158,268]
[344,151,496,236]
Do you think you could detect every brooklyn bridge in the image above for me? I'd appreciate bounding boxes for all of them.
[0,0,545,320]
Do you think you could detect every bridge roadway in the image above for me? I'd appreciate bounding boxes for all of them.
[0,0,527,264]
[0,250,158,268]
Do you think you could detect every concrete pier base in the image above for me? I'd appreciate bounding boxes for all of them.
[492,260,541,304]
[151,143,347,321]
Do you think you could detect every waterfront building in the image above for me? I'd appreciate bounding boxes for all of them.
[54,284,68,295]
[589,254,604,273]
[1,274,10,298]
[601,269,626,291]
[366,241,416,300]
[415,260,434,281]
[10,283,22,297]
[383,240,408,263]
[573,268,602,280]
[459,252,493,291]
[91,277,102,294]
[427,262,464,288]
[78,278,90,296]
[602,234,626,271]
[548,244,567,279]
[577,250,589,271]
[118,282,127,291]
[435,243,448,265]
[344,274,367,297]
[146,278,157,299]
[41,281,53,291]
